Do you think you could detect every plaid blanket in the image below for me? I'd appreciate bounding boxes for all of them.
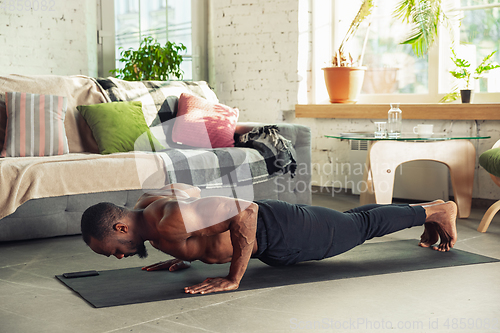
[138,126,297,197]
[152,147,269,190]
[94,77,218,126]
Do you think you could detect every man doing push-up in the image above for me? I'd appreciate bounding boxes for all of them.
[81,183,457,295]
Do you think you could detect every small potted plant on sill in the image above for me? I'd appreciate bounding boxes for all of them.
[441,49,500,103]
[110,36,187,81]
[322,0,374,104]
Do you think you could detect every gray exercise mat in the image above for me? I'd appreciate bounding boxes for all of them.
[56,239,499,308]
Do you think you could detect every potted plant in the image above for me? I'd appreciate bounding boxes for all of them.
[441,49,500,103]
[110,36,187,81]
[322,0,374,103]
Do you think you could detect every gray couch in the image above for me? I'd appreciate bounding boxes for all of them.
[0,75,311,242]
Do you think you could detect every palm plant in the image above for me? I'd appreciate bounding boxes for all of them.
[331,0,375,67]
[393,0,451,57]
[333,0,448,65]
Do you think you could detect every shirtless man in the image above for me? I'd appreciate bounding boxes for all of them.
[81,183,457,295]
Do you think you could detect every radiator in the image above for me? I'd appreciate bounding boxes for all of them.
[348,141,449,201]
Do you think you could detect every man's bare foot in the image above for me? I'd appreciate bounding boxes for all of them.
[412,200,444,248]
[422,201,458,252]
[418,222,439,248]
[411,199,445,207]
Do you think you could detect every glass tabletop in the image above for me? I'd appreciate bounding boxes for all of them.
[325,132,491,141]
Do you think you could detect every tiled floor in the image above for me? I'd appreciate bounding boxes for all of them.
[1,192,499,333]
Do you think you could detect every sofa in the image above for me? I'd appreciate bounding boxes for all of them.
[0,74,311,242]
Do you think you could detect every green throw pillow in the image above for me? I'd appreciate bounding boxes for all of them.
[77,101,164,154]
[479,147,500,177]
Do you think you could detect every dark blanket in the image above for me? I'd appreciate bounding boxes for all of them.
[235,125,297,177]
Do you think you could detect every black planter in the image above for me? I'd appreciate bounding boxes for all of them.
[460,89,472,103]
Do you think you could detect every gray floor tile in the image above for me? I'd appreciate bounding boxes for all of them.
[1,192,499,333]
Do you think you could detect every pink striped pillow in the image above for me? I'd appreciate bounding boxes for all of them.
[1,92,69,157]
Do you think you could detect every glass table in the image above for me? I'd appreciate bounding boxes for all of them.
[326,132,491,141]
[326,132,491,218]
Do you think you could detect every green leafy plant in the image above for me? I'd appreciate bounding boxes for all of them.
[331,0,375,67]
[393,0,452,57]
[441,49,500,102]
[450,49,500,89]
[110,36,187,81]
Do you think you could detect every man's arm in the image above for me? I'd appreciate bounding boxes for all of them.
[142,258,191,272]
[225,201,258,289]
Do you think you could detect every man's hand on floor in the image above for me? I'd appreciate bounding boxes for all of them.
[142,259,191,272]
[184,277,239,294]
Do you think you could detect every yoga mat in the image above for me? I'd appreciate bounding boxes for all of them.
[56,240,499,308]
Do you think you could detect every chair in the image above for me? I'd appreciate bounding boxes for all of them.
[477,139,500,232]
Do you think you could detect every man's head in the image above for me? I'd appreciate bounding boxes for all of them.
[81,202,148,259]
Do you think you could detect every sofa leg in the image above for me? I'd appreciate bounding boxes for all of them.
[477,200,500,233]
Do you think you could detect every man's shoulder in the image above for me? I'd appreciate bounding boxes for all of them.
[136,193,178,209]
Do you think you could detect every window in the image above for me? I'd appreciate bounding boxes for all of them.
[451,0,500,93]
[114,0,193,79]
[307,0,500,103]
[97,0,207,81]
[353,0,429,95]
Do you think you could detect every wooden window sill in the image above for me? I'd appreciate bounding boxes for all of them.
[295,103,500,120]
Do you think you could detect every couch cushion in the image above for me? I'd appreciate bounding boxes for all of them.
[1,92,69,157]
[479,147,500,177]
[77,101,163,154]
[171,93,239,148]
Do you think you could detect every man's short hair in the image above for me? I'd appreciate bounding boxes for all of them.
[81,202,127,245]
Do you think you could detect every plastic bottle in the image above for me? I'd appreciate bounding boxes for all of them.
[387,103,402,138]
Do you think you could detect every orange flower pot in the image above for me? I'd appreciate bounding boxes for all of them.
[322,66,366,103]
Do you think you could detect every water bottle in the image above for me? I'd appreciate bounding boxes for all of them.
[387,103,402,138]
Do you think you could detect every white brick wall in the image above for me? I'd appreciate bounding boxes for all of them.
[209,0,300,123]
[0,0,97,76]
[1,0,497,200]
[208,0,500,200]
